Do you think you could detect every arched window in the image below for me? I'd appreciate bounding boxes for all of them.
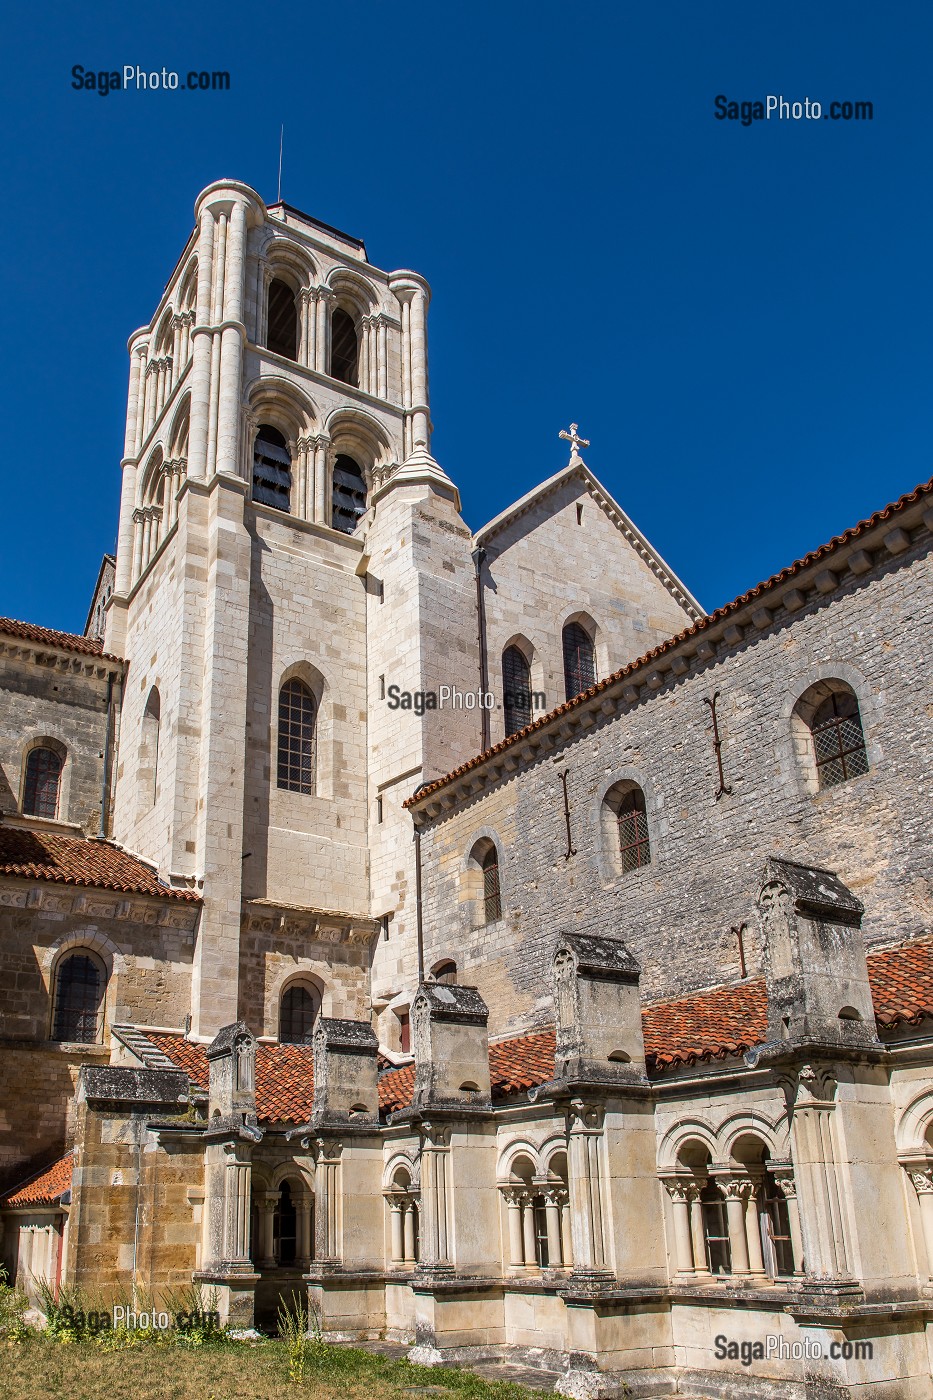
[562,622,596,700]
[432,960,457,984]
[51,952,105,1043]
[482,847,501,925]
[617,787,650,873]
[279,983,318,1044]
[141,688,160,807]
[331,454,367,533]
[810,690,869,789]
[266,278,298,361]
[252,425,292,513]
[502,646,532,736]
[277,678,316,794]
[331,308,359,386]
[23,746,63,820]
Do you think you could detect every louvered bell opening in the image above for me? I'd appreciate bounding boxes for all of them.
[332,454,367,533]
[253,428,292,512]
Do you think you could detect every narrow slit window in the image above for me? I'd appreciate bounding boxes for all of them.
[562,622,596,700]
[617,788,650,874]
[482,847,502,924]
[502,646,532,736]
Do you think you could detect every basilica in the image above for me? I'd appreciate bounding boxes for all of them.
[0,179,931,1399]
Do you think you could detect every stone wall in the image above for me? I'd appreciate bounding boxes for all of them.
[416,539,933,1035]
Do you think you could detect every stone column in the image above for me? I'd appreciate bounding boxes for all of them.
[377,315,388,400]
[503,1188,525,1267]
[222,1147,253,1265]
[521,1193,537,1268]
[257,1191,279,1269]
[418,1122,451,1269]
[771,1165,804,1274]
[389,1198,405,1265]
[296,1190,313,1268]
[560,1196,573,1268]
[403,1199,418,1264]
[744,1178,767,1277]
[663,1178,695,1275]
[187,207,215,480]
[131,508,145,581]
[312,434,330,524]
[314,1140,343,1263]
[567,1100,608,1274]
[906,1167,933,1277]
[722,1179,752,1274]
[315,289,334,374]
[789,1065,850,1281]
[687,1183,710,1276]
[215,199,248,478]
[544,1188,564,1268]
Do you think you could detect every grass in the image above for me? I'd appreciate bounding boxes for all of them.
[0,1335,553,1400]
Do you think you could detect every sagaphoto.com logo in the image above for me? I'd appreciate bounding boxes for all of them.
[71,65,230,95]
[714,94,873,126]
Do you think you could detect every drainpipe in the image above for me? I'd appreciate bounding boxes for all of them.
[413,824,425,984]
[472,545,490,752]
[98,674,115,839]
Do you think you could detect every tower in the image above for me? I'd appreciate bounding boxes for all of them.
[105,180,480,1037]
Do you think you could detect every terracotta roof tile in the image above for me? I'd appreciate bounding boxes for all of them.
[868,940,933,1030]
[379,1062,415,1113]
[642,979,769,1071]
[406,476,933,809]
[0,616,122,663]
[0,828,200,902]
[144,1034,315,1124]
[1,1152,73,1208]
[490,1029,556,1095]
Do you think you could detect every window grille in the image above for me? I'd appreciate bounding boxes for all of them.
[332,454,367,533]
[277,679,316,794]
[617,788,650,873]
[482,847,501,924]
[810,691,869,788]
[279,984,317,1044]
[562,622,596,700]
[253,426,292,512]
[502,646,532,736]
[23,747,62,819]
[267,279,298,360]
[52,954,103,1043]
[331,308,359,386]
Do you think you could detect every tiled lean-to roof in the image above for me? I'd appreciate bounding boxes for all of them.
[122,938,933,1123]
[406,475,933,811]
[0,616,122,664]
[0,828,200,902]
[0,1152,74,1209]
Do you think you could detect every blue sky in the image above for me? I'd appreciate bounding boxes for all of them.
[2,1,931,630]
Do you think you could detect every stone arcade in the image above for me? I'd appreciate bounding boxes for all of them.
[1,179,932,1398]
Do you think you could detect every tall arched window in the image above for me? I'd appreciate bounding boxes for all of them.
[617,787,650,874]
[252,425,292,513]
[52,952,105,1043]
[141,688,160,807]
[482,847,501,925]
[331,308,359,386]
[331,454,367,533]
[502,646,532,736]
[267,279,298,360]
[279,983,318,1044]
[277,679,316,794]
[810,690,869,789]
[23,746,63,819]
[562,622,596,700]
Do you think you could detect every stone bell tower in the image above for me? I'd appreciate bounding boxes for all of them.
[103,178,477,1038]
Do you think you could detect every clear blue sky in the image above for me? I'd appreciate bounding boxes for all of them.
[2,1,931,631]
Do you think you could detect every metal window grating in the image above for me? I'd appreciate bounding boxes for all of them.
[278,679,316,794]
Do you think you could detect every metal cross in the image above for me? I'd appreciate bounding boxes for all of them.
[559,423,590,461]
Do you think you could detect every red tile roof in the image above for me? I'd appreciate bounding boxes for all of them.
[0,828,200,902]
[1,1152,73,1208]
[406,476,933,809]
[0,616,122,664]
[868,939,933,1029]
[126,938,933,1123]
[144,1034,316,1124]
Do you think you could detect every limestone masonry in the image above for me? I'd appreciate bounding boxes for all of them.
[1,179,932,1399]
